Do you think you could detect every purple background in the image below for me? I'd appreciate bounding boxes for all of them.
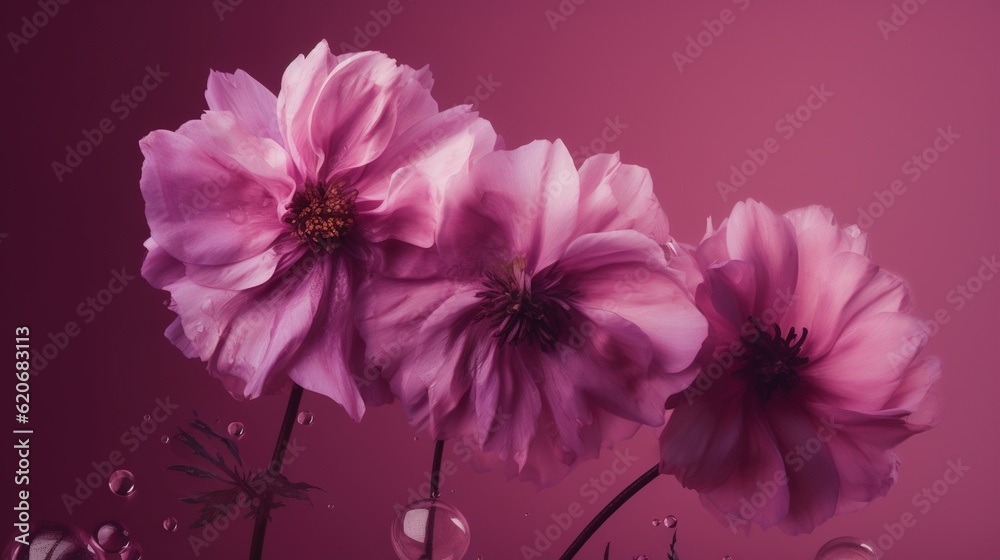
[2,0,998,558]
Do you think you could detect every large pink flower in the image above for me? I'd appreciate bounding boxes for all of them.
[140,41,497,420]
[359,140,708,485]
[659,199,940,534]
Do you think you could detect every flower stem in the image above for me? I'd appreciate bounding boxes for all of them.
[249,383,304,560]
[423,439,446,559]
[558,463,661,560]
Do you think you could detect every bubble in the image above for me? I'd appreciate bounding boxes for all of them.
[1,522,106,560]
[143,415,151,421]
[228,422,245,439]
[663,515,678,528]
[92,521,130,554]
[162,517,178,532]
[119,545,142,560]
[107,470,135,497]
[651,518,660,527]
[814,537,878,560]
[390,498,470,560]
[636,556,649,560]
[723,557,733,560]
[160,435,170,444]
[413,436,420,442]
[296,411,314,426]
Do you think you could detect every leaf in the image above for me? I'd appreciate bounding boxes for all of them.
[604,542,610,560]
[667,529,680,560]
[191,414,242,465]
[168,465,221,480]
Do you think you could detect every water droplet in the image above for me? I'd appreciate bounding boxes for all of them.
[119,545,142,560]
[92,521,130,553]
[523,512,529,517]
[814,537,878,560]
[636,556,649,560]
[651,518,660,527]
[1,522,104,560]
[413,436,420,442]
[194,323,205,334]
[227,207,249,224]
[430,490,441,499]
[228,422,245,439]
[390,499,470,560]
[723,556,733,560]
[663,515,678,528]
[200,299,216,316]
[296,411,314,426]
[326,504,335,509]
[161,435,170,444]
[162,517,178,532]
[108,470,135,497]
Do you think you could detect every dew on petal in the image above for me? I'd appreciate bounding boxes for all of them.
[390,499,470,560]
[814,536,878,560]
[108,470,135,497]
[162,518,178,532]
[296,411,314,426]
[227,422,245,439]
[663,515,677,528]
[92,521,130,554]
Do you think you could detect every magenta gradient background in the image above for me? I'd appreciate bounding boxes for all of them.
[2,1,998,558]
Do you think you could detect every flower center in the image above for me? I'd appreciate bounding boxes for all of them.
[283,181,357,253]
[474,259,577,352]
[734,316,809,403]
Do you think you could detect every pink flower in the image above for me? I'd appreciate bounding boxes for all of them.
[140,42,497,420]
[359,141,708,485]
[659,200,940,534]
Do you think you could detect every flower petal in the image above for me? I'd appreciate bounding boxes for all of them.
[576,152,669,242]
[724,200,799,315]
[205,69,280,143]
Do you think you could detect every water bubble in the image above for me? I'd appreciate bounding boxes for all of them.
[160,435,170,444]
[200,299,216,316]
[296,411,314,426]
[723,556,733,560]
[663,515,678,528]
[143,415,151,421]
[651,518,660,527]
[636,556,649,560]
[119,545,142,560]
[227,208,249,224]
[326,504,335,509]
[162,518,178,532]
[92,521,130,554]
[390,498,470,560]
[814,537,878,560]
[228,422,245,439]
[107,470,135,497]
[1,522,106,560]
[413,436,420,442]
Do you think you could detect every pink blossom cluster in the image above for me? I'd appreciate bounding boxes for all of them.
[139,41,939,534]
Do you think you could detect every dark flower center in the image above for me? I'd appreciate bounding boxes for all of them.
[283,181,357,253]
[474,259,577,352]
[734,316,809,403]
